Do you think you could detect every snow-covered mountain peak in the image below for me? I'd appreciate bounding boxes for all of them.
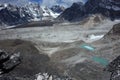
[0,3,62,27]
[0,3,9,10]
[25,3,43,21]
[41,6,60,18]
[3,3,8,7]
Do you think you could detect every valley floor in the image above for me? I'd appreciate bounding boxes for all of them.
[0,20,120,80]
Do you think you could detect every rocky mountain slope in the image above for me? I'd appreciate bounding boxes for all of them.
[57,0,120,21]
[0,3,61,28]
[57,2,85,21]
[0,4,31,27]
[96,22,120,80]
[80,14,107,28]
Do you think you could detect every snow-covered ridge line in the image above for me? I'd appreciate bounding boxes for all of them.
[0,3,61,27]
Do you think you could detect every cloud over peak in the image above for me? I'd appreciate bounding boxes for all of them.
[42,0,87,7]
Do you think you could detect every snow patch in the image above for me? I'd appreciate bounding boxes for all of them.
[89,34,104,41]
[41,6,60,18]
[84,34,104,43]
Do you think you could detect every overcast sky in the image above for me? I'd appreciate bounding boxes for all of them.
[0,0,88,7]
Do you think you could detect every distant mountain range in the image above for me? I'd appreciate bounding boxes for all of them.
[0,0,120,27]
[0,3,63,27]
[57,0,120,22]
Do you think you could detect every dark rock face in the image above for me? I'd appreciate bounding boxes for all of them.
[0,50,9,63]
[0,50,21,74]
[105,55,120,80]
[58,0,120,21]
[85,0,120,20]
[104,23,120,41]
[106,55,120,72]
[108,23,120,35]
[57,2,86,21]
[0,4,32,26]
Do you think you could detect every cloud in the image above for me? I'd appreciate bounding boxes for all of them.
[42,0,58,7]
[0,0,30,6]
[41,0,87,7]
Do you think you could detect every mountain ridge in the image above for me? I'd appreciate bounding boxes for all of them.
[0,3,61,27]
[57,0,120,22]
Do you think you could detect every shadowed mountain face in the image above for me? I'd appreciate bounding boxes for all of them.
[85,0,120,19]
[0,4,40,26]
[57,2,86,21]
[0,4,31,26]
[104,23,120,41]
[57,0,120,21]
[107,23,120,35]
